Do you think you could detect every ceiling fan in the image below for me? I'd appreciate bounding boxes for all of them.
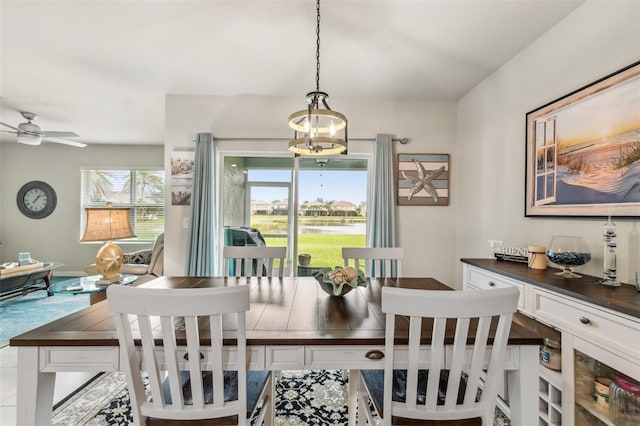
[0,111,86,148]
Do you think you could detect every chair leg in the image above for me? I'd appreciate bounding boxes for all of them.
[357,391,367,426]
[265,372,276,426]
[348,369,360,426]
[356,373,376,426]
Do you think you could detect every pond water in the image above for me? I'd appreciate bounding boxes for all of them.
[299,223,366,234]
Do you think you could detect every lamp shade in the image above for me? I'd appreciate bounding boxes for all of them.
[81,207,136,242]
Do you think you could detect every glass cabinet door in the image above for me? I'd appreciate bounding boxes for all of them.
[574,348,640,425]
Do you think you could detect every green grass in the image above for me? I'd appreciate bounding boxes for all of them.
[265,233,366,267]
[251,215,366,267]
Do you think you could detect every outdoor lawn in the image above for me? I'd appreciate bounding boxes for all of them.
[251,215,366,267]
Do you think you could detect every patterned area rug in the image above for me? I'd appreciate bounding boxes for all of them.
[52,370,354,425]
[51,370,511,425]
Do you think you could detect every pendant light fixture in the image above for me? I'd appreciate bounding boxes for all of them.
[288,0,347,156]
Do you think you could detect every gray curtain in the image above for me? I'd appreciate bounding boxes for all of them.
[367,133,397,273]
[185,133,217,276]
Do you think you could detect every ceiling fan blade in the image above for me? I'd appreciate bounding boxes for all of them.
[43,137,87,148]
[0,121,21,132]
[0,129,19,134]
[41,131,80,138]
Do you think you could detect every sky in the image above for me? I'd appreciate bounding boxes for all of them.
[551,77,640,146]
[249,169,367,204]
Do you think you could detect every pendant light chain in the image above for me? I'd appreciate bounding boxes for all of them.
[315,0,321,93]
[287,0,347,156]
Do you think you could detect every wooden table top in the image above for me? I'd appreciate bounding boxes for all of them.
[10,276,542,347]
[462,258,640,319]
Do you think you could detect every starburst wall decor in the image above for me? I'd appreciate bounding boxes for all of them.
[396,153,450,206]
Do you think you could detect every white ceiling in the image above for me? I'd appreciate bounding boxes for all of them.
[0,0,583,146]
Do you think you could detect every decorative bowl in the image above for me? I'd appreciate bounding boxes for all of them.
[313,266,366,296]
[546,235,591,278]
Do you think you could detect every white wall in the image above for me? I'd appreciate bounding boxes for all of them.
[455,1,640,286]
[3,2,636,289]
[0,143,163,274]
[165,95,458,284]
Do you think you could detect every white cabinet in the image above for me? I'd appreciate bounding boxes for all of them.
[539,365,563,426]
[462,260,640,426]
[465,265,527,313]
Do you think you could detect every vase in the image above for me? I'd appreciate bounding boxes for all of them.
[298,254,311,267]
[546,235,591,278]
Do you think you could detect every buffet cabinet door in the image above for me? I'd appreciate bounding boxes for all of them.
[564,334,640,426]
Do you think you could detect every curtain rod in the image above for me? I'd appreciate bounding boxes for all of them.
[203,136,409,144]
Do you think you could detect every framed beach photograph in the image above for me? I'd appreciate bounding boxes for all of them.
[396,153,449,206]
[170,149,195,205]
[170,150,195,178]
[170,180,192,205]
[525,61,640,218]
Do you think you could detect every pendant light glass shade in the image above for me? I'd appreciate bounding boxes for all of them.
[288,0,347,156]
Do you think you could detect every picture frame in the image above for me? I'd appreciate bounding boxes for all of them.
[396,153,449,206]
[170,150,195,178]
[170,149,195,205]
[525,61,640,218]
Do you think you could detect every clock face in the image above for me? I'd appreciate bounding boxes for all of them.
[17,181,57,219]
[24,188,48,212]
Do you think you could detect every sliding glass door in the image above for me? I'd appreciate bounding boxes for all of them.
[222,155,367,276]
[296,158,367,274]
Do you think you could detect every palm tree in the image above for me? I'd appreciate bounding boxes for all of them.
[87,170,114,203]
[123,171,164,203]
[325,199,335,215]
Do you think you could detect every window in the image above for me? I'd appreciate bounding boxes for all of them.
[80,168,165,242]
[534,117,557,206]
[222,156,367,275]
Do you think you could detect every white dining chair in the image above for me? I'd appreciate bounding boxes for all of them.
[223,246,287,278]
[107,284,272,425]
[342,247,403,278]
[357,286,519,425]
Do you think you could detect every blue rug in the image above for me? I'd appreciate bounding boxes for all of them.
[0,278,90,347]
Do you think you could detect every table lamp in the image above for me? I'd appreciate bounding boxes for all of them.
[81,203,136,284]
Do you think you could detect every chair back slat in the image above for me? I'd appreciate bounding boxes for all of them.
[184,316,205,409]
[223,246,287,278]
[379,286,519,424]
[108,284,251,424]
[342,247,403,278]
[425,317,446,410]
[209,314,225,408]
[160,316,183,409]
[444,317,470,409]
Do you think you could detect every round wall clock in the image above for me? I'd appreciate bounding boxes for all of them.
[16,181,57,219]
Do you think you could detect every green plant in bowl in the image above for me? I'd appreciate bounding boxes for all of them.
[313,266,366,296]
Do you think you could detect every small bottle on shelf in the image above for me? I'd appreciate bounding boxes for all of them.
[541,337,561,371]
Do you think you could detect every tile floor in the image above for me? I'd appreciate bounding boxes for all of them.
[0,345,17,425]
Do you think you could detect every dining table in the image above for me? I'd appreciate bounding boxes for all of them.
[10,275,543,425]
